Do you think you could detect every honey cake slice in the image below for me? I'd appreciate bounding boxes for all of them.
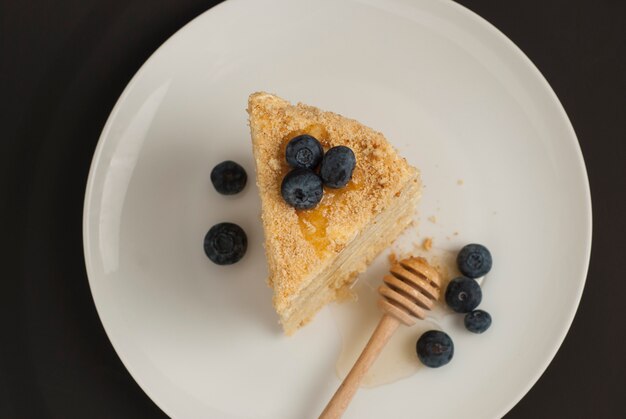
[248,92,421,335]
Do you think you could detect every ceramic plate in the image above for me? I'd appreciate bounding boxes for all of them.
[83,0,592,417]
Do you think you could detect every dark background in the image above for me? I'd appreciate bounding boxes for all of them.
[2,0,625,417]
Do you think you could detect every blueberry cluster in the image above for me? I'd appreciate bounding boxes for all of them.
[204,161,249,265]
[281,135,356,210]
[446,244,493,334]
[415,244,493,368]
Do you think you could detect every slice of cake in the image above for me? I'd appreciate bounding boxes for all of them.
[248,92,421,335]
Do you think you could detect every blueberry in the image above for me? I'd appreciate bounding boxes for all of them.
[211,161,247,195]
[416,330,454,368]
[445,277,482,313]
[319,146,356,188]
[457,243,492,278]
[281,169,323,209]
[464,310,492,333]
[203,222,247,265]
[285,135,324,169]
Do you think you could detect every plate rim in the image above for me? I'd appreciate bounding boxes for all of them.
[83,0,593,417]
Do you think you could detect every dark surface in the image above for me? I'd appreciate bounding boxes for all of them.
[2,0,624,417]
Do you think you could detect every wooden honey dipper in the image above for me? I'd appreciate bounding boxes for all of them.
[319,256,442,419]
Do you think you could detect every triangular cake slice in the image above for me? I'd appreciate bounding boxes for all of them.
[248,92,421,335]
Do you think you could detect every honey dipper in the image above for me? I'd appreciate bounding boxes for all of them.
[319,256,442,419]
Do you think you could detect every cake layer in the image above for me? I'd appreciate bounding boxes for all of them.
[280,175,420,334]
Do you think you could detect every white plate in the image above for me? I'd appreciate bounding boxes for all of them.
[83,0,592,417]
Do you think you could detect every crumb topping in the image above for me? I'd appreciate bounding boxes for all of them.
[248,92,419,310]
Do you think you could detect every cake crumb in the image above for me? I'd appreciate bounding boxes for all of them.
[422,237,433,251]
[388,252,398,265]
[427,215,437,224]
[457,179,464,185]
